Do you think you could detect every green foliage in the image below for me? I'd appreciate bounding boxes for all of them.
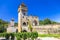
[27,32,31,38]
[39,18,58,25]
[31,32,38,40]
[14,23,18,26]
[5,33,10,39]
[0,33,7,37]
[38,34,60,38]
[43,18,51,25]
[0,26,5,33]
[0,19,18,33]
[0,33,10,40]
[0,19,8,32]
[51,21,57,24]
[15,33,21,40]
[39,20,44,25]
[15,32,38,40]
[22,32,27,40]
[10,33,15,40]
[28,20,33,32]
[0,32,60,40]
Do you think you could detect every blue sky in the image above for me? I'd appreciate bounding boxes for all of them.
[0,0,60,22]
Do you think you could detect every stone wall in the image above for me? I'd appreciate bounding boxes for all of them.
[32,24,60,34]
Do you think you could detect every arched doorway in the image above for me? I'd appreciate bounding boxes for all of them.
[22,30,27,32]
[16,29,18,33]
[23,22,26,26]
[33,20,37,26]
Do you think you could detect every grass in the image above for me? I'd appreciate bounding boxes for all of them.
[38,34,60,38]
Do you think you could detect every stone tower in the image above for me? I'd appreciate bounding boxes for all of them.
[7,18,16,33]
[10,18,14,27]
[18,3,27,32]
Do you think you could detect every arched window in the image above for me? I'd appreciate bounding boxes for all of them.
[23,13,26,15]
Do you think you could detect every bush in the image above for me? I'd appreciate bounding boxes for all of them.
[22,32,27,40]
[31,32,38,40]
[0,32,38,40]
[5,33,10,40]
[15,32,38,40]
[10,33,15,40]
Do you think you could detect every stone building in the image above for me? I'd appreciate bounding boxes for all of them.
[18,3,60,34]
[7,18,16,33]
[18,3,39,32]
[7,3,60,34]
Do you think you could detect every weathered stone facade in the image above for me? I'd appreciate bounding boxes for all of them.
[7,3,60,34]
[18,3,39,32]
[32,24,60,34]
[7,18,17,33]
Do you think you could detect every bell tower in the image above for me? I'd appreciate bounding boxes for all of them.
[18,3,28,32]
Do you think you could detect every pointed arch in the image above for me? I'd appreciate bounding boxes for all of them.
[33,20,37,26]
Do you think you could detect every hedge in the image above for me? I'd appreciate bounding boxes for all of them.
[0,32,38,40]
[15,32,38,40]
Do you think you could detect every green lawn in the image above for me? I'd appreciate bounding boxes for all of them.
[38,34,60,38]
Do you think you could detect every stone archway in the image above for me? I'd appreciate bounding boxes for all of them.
[33,20,37,26]
[22,30,27,32]
[23,22,26,26]
[16,29,18,33]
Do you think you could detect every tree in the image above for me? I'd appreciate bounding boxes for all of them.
[0,26,5,33]
[0,19,8,32]
[43,18,51,25]
[39,18,58,25]
[39,20,44,25]
[51,21,57,24]
[14,23,18,26]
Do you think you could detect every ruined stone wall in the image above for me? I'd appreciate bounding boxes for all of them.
[32,24,60,34]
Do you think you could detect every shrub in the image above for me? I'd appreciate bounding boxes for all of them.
[15,32,38,40]
[22,32,27,40]
[0,32,38,40]
[31,32,38,40]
